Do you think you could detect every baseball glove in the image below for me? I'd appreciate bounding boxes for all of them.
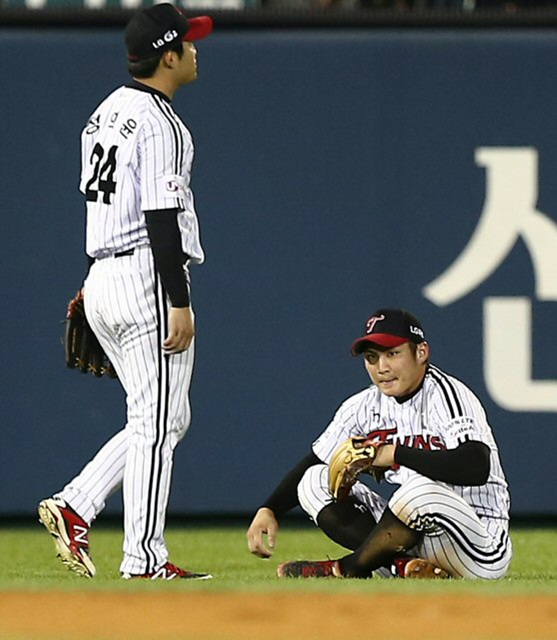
[328,436,386,501]
[64,290,117,379]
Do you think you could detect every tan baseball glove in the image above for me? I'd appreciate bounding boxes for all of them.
[328,436,387,501]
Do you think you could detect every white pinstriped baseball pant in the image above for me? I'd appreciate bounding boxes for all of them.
[298,465,512,579]
[56,245,195,575]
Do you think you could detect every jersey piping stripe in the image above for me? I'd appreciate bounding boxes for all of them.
[438,515,510,564]
[152,95,183,175]
[163,98,184,173]
[152,276,170,571]
[410,513,508,564]
[140,268,170,572]
[408,512,510,564]
[428,367,463,418]
[149,283,170,571]
[139,268,162,571]
[427,369,456,419]
[431,366,464,416]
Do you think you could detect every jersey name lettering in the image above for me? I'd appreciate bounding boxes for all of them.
[85,115,100,135]
[120,119,137,139]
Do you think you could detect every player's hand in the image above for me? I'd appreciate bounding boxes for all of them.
[372,443,396,468]
[247,507,279,558]
[164,307,195,354]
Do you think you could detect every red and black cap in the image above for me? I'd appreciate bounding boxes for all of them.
[351,309,426,355]
[125,3,213,62]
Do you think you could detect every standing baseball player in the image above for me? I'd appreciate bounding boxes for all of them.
[38,3,214,580]
[247,309,513,579]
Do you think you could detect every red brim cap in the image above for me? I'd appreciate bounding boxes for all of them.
[184,16,213,41]
[351,334,409,356]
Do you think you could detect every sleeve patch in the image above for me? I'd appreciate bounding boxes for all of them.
[445,416,477,440]
[161,174,186,198]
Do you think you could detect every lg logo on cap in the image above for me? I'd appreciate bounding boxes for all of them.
[409,325,424,339]
[152,30,178,50]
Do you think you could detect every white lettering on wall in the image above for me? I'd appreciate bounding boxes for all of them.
[423,148,557,413]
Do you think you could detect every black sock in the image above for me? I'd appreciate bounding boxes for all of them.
[339,508,422,578]
[316,498,376,551]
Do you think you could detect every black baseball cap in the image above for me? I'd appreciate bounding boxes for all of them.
[351,309,426,355]
[125,3,213,62]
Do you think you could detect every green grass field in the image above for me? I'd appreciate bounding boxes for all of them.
[1,521,556,593]
[1,523,556,640]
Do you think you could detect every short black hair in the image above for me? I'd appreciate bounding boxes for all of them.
[127,40,184,79]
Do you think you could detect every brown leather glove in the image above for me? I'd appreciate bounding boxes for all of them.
[64,290,117,379]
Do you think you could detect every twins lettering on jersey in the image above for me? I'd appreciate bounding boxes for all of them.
[366,427,446,451]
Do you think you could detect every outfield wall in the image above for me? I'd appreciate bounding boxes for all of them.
[1,28,556,516]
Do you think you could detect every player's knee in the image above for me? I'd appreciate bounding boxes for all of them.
[388,476,442,531]
[297,464,331,523]
[162,415,191,449]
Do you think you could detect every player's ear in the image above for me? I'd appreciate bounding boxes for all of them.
[161,49,174,69]
[416,342,429,363]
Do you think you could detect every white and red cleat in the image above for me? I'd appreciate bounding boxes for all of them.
[122,561,213,580]
[38,497,96,578]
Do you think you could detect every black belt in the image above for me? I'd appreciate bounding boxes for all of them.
[114,248,135,258]
[101,247,189,262]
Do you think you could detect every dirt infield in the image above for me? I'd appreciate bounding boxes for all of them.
[1,592,555,640]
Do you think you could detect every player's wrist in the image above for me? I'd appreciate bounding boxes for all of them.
[258,506,278,521]
[392,443,400,465]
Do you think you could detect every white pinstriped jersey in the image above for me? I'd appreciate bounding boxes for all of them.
[313,364,510,521]
[80,84,204,263]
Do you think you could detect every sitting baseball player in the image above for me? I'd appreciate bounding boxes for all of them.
[246,308,512,579]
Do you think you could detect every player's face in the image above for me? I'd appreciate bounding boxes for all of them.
[363,342,428,398]
[177,41,198,85]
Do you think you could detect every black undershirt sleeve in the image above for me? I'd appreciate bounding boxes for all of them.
[394,440,491,486]
[145,208,190,308]
[261,451,322,517]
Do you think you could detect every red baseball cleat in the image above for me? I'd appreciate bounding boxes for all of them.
[277,559,343,578]
[38,498,96,578]
[122,562,213,580]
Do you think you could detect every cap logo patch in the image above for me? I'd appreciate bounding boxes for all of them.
[152,29,178,49]
[410,325,424,339]
[366,314,385,334]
